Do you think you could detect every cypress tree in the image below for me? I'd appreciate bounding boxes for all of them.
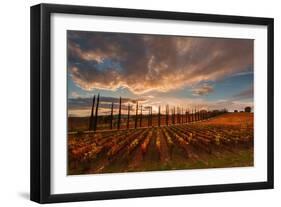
[88,95,96,131]
[110,102,114,129]
[135,101,138,128]
[140,105,143,127]
[117,97,122,130]
[93,94,100,131]
[158,106,161,127]
[127,103,130,129]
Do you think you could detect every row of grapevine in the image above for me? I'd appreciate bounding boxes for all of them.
[68,119,253,174]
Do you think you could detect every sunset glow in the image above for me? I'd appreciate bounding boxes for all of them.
[67,31,253,117]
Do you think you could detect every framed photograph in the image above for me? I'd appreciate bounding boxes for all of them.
[30,3,274,203]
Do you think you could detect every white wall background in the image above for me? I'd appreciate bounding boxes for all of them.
[0,0,279,206]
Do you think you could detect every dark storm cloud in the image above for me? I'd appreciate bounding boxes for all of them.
[68,31,253,94]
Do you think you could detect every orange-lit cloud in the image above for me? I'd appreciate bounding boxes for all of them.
[192,84,214,96]
[68,31,253,94]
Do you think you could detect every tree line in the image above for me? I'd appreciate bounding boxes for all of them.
[88,94,227,131]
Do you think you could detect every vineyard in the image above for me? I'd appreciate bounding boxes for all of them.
[68,94,228,132]
[68,113,254,175]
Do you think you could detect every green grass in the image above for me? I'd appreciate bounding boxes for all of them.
[150,148,254,171]
[119,147,253,173]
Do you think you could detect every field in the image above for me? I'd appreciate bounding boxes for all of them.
[68,112,254,175]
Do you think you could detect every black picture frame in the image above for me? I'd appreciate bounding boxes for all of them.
[30,3,274,204]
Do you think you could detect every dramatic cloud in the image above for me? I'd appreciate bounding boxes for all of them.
[192,84,214,96]
[67,31,253,94]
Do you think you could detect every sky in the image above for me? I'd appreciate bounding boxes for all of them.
[67,30,254,117]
